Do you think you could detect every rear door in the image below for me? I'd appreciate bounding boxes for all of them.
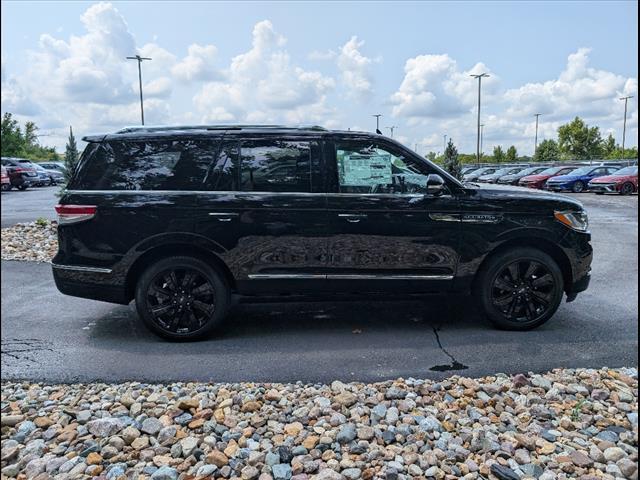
[323,137,461,293]
[195,135,328,294]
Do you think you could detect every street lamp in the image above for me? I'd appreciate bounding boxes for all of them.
[480,124,485,159]
[372,114,383,134]
[126,55,152,125]
[620,96,634,163]
[386,126,397,138]
[534,113,542,157]
[471,73,489,165]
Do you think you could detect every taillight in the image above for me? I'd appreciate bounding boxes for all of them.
[55,205,97,225]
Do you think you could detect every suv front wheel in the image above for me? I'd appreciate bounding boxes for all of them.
[135,256,229,341]
[476,247,564,330]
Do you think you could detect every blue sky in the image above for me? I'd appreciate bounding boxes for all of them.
[1,1,638,154]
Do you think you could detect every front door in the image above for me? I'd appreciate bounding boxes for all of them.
[324,138,461,293]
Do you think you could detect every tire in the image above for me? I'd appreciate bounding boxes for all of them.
[620,182,634,195]
[18,185,28,191]
[475,247,564,331]
[135,256,229,341]
[595,192,605,195]
[572,181,585,193]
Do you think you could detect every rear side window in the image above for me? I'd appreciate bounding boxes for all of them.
[73,139,220,190]
[239,140,318,192]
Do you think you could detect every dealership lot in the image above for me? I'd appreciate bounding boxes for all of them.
[0,188,637,383]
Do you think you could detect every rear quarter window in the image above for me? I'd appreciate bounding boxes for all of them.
[72,138,221,191]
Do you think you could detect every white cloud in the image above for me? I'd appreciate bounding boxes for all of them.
[193,20,336,125]
[308,49,336,61]
[337,36,375,101]
[172,43,221,82]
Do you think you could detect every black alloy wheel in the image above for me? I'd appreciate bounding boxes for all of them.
[572,181,585,193]
[477,247,564,330]
[621,182,634,195]
[136,256,229,340]
[491,260,556,323]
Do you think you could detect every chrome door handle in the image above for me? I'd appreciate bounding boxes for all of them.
[338,213,367,223]
[209,212,239,222]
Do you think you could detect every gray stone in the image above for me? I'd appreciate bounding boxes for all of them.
[272,463,293,480]
[336,424,357,444]
[418,416,441,432]
[490,464,520,480]
[86,417,123,437]
[603,446,627,462]
[342,468,362,479]
[141,417,163,435]
[151,465,179,480]
[76,410,92,424]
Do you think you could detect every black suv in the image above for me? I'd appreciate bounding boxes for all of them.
[53,125,592,340]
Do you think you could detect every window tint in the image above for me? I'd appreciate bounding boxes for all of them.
[203,141,239,191]
[240,140,315,192]
[336,141,433,194]
[74,139,219,190]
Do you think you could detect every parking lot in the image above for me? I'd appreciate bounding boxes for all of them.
[1,187,637,384]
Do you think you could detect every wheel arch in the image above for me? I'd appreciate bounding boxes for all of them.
[124,243,236,302]
[473,236,573,294]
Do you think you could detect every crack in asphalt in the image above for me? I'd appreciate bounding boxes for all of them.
[429,327,469,372]
[1,338,55,364]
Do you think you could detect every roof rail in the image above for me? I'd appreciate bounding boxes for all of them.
[114,124,328,134]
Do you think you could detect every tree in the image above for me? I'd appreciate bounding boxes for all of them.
[602,133,617,158]
[1,113,23,156]
[493,146,505,163]
[442,139,462,180]
[534,139,561,162]
[64,126,80,185]
[557,116,603,160]
[426,151,437,163]
[506,145,517,162]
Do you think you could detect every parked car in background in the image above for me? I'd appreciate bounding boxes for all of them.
[545,165,620,193]
[463,166,498,182]
[1,166,11,190]
[478,166,527,184]
[461,165,482,175]
[497,166,548,185]
[39,161,67,173]
[588,166,638,195]
[519,166,579,189]
[34,163,65,185]
[53,124,593,340]
[1,157,38,190]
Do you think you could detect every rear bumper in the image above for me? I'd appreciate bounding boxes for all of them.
[52,263,129,304]
[588,183,619,193]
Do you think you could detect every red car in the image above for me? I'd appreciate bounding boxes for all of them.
[588,166,638,195]
[1,166,10,190]
[518,166,578,189]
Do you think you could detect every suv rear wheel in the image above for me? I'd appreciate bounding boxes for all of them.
[135,256,229,340]
[476,247,564,330]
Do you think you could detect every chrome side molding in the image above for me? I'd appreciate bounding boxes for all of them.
[51,263,113,274]
[248,273,453,280]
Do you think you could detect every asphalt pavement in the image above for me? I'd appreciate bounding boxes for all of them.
[1,190,637,384]
[1,186,59,227]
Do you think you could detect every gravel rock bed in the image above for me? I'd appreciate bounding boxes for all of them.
[1,368,637,480]
[1,221,58,263]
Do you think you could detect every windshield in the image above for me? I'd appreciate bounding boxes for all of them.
[539,166,568,175]
[469,167,493,175]
[613,166,638,175]
[489,167,513,176]
[564,167,593,176]
[517,166,545,176]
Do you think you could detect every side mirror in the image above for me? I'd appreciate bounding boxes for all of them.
[426,174,446,196]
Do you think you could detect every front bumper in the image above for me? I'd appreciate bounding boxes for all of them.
[546,183,572,191]
[588,183,618,193]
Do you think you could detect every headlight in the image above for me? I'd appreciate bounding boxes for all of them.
[554,210,589,232]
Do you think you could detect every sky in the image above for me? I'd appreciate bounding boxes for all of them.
[1,1,638,155]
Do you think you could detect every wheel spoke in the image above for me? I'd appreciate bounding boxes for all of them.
[150,303,175,317]
[150,284,172,299]
[192,282,215,297]
[507,263,520,283]
[192,300,214,316]
[494,293,515,306]
[182,271,197,290]
[531,273,553,288]
[494,277,516,292]
[530,290,551,307]
[505,297,519,317]
[524,299,537,320]
[523,261,539,280]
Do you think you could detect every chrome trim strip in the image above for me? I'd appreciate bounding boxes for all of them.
[248,273,453,280]
[65,190,432,198]
[52,263,113,274]
[208,212,239,216]
[248,274,326,280]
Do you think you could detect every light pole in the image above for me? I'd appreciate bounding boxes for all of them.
[372,114,382,134]
[386,126,397,138]
[620,96,634,163]
[443,134,447,152]
[126,55,152,125]
[471,73,489,165]
[480,124,485,159]
[534,113,542,157]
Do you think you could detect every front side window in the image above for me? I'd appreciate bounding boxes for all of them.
[240,140,315,192]
[336,141,432,194]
